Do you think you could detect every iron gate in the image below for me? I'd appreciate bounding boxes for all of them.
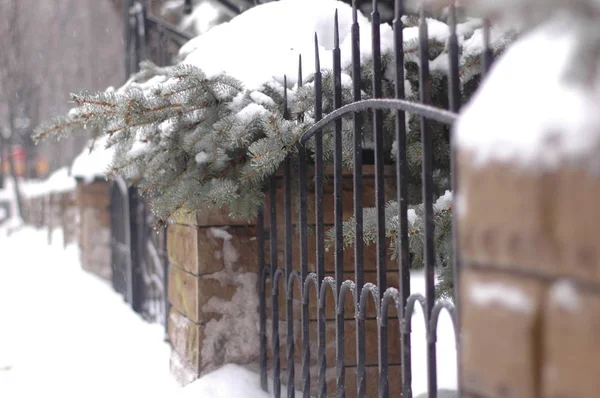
[118,1,494,397]
[254,1,493,397]
[110,1,193,326]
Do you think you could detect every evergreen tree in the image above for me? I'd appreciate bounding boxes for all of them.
[35,11,514,298]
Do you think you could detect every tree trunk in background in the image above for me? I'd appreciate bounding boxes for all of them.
[0,137,4,190]
[7,153,24,219]
[7,152,23,218]
[0,0,126,177]
[7,117,24,219]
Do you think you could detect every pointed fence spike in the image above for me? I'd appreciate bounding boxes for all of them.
[448,0,461,113]
[298,54,303,88]
[334,10,340,48]
[283,75,290,119]
[395,0,404,18]
[314,33,321,72]
[482,18,493,75]
[183,0,193,14]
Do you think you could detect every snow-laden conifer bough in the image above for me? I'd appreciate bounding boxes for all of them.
[35,0,514,299]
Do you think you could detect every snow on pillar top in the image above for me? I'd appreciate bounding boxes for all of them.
[71,135,115,184]
[455,17,600,170]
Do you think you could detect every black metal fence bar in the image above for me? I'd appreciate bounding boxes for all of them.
[417,5,439,395]
[129,187,142,313]
[482,19,493,76]
[370,2,390,397]
[157,24,167,67]
[447,4,462,396]
[269,172,281,398]
[351,2,367,397]
[332,12,347,398]
[284,85,295,395]
[258,204,268,391]
[313,35,327,398]
[392,1,413,397]
[145,15,193,43]
[297,60,312,398]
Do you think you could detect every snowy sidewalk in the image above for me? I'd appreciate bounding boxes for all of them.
[0,225,457,397]
[0,227,178,398]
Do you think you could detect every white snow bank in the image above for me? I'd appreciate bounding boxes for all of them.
[0,226,177,397]
[0,179,15,201]
[455,17,600,169]
[71,135,115,184]
[409,271,458,395]
[178,0,394,90]
[0,179,23,230]
[177,364,269,398]
[469,280,534,313]
[178,364,302,398]
[20,167,76,198]
[550,279,580,312]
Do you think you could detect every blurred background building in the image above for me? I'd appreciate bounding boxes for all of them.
[0,0,399,182]
[0,0,125,181]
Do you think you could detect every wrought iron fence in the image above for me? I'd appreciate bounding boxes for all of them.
[117,0,495,396]
[110,1,193,326]
[254,1,494,397]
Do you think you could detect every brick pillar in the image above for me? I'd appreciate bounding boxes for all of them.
[457,152,600,397]
[76,179,112,280]
[166,210,259,385]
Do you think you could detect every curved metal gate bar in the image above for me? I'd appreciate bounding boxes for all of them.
[300,98,458,145]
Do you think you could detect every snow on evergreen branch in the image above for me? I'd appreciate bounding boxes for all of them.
[34,4,516,296]
[325,191,454,298]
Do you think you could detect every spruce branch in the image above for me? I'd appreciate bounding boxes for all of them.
[35,18,514,295]
[325,192,454,298]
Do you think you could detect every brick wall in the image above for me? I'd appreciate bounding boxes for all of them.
[457,152,600,397]
[166,165,405,397]
[22,191,78,247]
[263,165,402,398]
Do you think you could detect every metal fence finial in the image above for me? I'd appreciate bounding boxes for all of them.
[184,0,193,15]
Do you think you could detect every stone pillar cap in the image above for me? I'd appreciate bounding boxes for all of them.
[455,18,600,170]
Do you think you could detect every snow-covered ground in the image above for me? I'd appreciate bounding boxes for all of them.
[0,227,178,398]
[0,224,456,398]
[0,175,455,398]
[409,274,458,395]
